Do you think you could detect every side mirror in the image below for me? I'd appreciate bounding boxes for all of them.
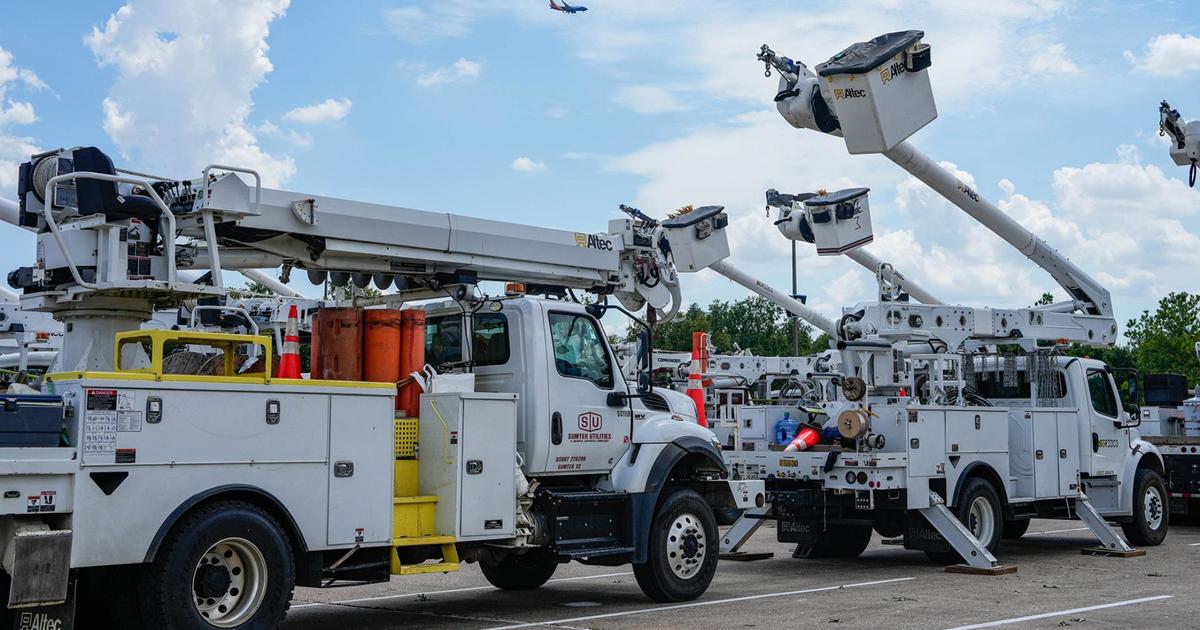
[606,392,627,407]
[637,371,653,395]
[1126,378,1139,404]
[585,303,606,319]
[1117,404,1141,429]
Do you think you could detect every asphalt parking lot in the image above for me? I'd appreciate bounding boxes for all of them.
[284,520,1200,629]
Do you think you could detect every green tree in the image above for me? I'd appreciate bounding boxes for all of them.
[1124,292,1200,386]
[644,296,825,357]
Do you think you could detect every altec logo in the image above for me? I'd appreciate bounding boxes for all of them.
[18,612,63,630]
[878,60,907,84]
[833,87,867,99]
[578,412,603,432]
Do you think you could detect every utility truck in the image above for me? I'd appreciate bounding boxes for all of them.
[718,31,1168,572]
[0,146,765,629]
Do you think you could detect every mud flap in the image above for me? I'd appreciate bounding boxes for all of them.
[8,578,74,630]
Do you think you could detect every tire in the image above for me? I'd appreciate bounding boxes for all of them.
[1002,518,1031,540]
[633,488,718,603]
[1121,468,1169,546]
[926,477,1002,564]
[794,524,873,559]
[140,500,294,629]
[479,550,558,590]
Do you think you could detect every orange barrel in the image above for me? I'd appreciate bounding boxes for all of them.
[309,309,322,377]
[313,307,362,380]
[363,309,403,384]
[398,309,426,416]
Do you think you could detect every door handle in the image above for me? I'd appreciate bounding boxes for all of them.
[551,412,562,445]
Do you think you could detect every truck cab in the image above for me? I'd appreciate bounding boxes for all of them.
[419,295,757,600]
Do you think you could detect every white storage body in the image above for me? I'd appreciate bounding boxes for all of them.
[803,188,873,255]
[43,376,396,567]
[816,30,937,154]
[418,392,518,542]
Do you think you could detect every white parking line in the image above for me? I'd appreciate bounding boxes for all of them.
[480,576,916,630]
[292,571,634,610]
[1024,527,1088,536]
[1189,542,1200,546]
[946,595,1173,629]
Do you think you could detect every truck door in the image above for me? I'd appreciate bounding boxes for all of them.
[543,310,630,474]
[1084,368,1126,477]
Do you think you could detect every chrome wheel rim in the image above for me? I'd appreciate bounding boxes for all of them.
[667,513,706,579]
[1144,486,1164,530]
[967,496,996,546]
[192,537,268,627]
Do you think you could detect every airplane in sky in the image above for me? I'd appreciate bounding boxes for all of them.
[549,0,588,13]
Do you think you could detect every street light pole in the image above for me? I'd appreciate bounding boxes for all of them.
[791,240,798,355]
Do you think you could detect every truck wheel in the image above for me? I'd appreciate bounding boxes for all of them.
[794,524,873,559]
[1121,468,1169,546]
[1002,519,1031,539]
[479,550,558,590]
[926,477,1002,564]
[141,500,294,629]
[633,488,718,603]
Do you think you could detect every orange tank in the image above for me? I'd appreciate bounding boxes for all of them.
[398,309,426,417]
[362,309,403,385]
[312,307,362,381]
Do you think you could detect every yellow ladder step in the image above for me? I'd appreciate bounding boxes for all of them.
[393,535,455,547]
[391,541,459,575]
[393,496,438,505]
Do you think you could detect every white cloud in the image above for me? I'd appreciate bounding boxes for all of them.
[415,58,481,87]
[85,0,295,186]
[383,5,475,43]
[1124,33,1200,77]
[613,84,689,115]
[510,156,545,173]
[1027,42,1078,75]
[0,46,45,194]
[282,97,352,124]
[256,121,313,148]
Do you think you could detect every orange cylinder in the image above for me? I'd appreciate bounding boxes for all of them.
[313,307,362,381]
[309,309,322,377]
[362,309,403,384]
[398,309,426,417]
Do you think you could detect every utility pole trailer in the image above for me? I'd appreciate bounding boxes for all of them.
[0,146,763,629]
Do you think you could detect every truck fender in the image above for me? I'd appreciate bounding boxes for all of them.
[143,484,308,563]
[949,461,1012,517]
[1118,440,1165,516]
[612,437,724,564]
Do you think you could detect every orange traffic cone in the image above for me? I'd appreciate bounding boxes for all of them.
[278,304,302,379]
[686,331,708,428]
[784,427,820,452]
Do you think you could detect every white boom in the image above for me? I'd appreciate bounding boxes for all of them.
[709,259,838,337]
[842,247,941,305]
[758,38,1113,319]
[757,33,1116,348]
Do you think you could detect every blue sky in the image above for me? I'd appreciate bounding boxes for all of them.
[1,1,1198,338]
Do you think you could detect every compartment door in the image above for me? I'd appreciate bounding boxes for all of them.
[458,397,517,539]
[1032,412,1060,498]
[328,395,393,545]
[1056,411,1081,496]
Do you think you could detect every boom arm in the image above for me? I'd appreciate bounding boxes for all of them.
[758,40,1113,319]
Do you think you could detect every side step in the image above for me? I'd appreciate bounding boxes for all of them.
[535,489,634,560]
[391,536,460,575]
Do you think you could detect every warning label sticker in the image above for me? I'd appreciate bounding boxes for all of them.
[117,411,142,433]
[86,389,117,411]
[26,491,55,513]
[83,411,117,455]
